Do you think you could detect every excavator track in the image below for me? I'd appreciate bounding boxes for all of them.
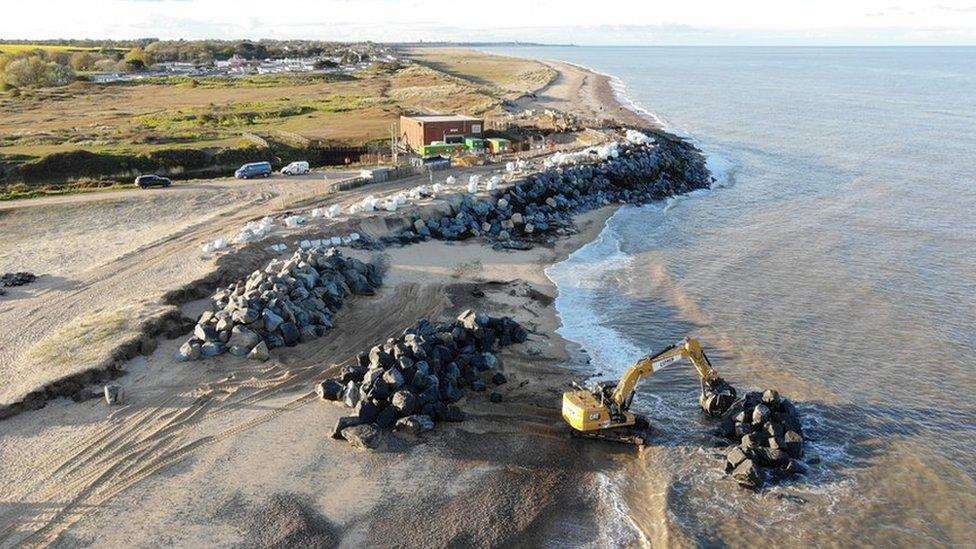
[570,417,651,446]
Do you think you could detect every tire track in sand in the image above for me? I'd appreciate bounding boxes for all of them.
[0,283,448,548]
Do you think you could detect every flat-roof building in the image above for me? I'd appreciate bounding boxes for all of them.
[400,114,484,151]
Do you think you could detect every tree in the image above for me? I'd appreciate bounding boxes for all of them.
[123,47,152,72]
[70,51,94,71]
[124,58,146,72]
[3,57,50,88]
[94,58,120,72]
[47,63,75,86]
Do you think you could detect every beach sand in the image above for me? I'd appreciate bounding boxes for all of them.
[0,57,658,546]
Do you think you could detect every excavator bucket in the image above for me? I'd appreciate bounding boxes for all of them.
[700,378,737,416]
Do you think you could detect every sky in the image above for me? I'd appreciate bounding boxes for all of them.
[1,0,975,45]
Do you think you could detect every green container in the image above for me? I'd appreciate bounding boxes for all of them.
[464,137,485,150]
[419,142,464,156]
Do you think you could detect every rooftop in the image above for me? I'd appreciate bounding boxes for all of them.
[403,115,482,122]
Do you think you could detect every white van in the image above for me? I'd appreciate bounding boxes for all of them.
[281,161,310,176]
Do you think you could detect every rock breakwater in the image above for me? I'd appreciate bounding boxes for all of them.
[319,311,527,449]
[716,389,808,489]
[385,134,711,248]
[178,248,382,361]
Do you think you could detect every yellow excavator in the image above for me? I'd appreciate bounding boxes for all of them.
[562,337,737,445]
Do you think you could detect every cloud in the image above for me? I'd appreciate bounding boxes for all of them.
[1,0,974,45]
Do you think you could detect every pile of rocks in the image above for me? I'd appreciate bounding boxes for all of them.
[1,272,36,287]
[715,389,807,489]
[383,136,711,248]
[178,247,382,362]
[319,310,527,449]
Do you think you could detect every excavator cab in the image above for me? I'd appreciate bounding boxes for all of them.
[562,337,737,446]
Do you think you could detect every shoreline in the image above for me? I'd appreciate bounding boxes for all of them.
[0,55,707,546]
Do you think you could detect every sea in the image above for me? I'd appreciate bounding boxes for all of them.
[487,46,976,547]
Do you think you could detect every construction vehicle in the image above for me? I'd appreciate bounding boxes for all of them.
[562,337,737,446]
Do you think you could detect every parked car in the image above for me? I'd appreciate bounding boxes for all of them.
[234,162,273,179]
[281,161,310,176]
[134,174,171,189]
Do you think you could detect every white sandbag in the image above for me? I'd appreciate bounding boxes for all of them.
[212,239,227,250]
[327,204,342,218]
[300,239,312,249]
[310,208,324,219]
[234,229,255,243]
[284,215,305,228]
[445,175,456,185]
[432,183,443,194]
[361,196,379,212]
[384,199,398,212]
[506,161,515,172]
[625,129,653,145]
[349,232,360,241]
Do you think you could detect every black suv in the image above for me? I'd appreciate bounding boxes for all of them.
[135,174,172,189]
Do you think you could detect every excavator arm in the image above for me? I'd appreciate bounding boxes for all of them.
[609,338,723,409]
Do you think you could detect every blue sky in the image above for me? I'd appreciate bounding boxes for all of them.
[2,0,975,45]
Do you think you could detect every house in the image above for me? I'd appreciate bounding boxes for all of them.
[400,115,484,151]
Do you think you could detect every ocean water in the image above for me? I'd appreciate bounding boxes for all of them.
[489,46,976,546]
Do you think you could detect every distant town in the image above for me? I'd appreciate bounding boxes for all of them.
[0,39,400,87]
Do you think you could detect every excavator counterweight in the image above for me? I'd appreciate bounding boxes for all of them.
[562,337,736,446]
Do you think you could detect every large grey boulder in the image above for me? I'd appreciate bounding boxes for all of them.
[315,379,344,401]
[752,403,770,425]
[382,368,405,390]
[247,341,270,361]
[355,400,379,423]
[263,309,284,332]
[395,414,435,435]
[731,459,761,489]
[369,347,396,369]
[200,341,225,357]
[375,405,397,429]
[331,416,364,439]
[391,390,417,415]
[782,430,804,459]
[342,423,383,450]
[178,340,201,361]
[343,381,361,408]
[725,446,750,473]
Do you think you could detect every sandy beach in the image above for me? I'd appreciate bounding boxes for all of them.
[0,55,663,546]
